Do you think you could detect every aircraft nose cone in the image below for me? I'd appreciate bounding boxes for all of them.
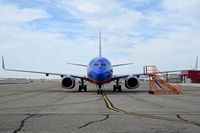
[96,67,106,73]
[96,73,105,81]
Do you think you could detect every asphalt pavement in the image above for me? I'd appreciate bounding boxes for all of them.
[0,79,200,133]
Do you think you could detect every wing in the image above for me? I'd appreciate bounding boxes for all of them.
[155,69,192,74]
[112,63,133,67]
[112,75,129,81]
[71,75,88,81]
[2,56,86,79]
[112,73,145,81]
[112,69,193,81]
[143,65,194,75]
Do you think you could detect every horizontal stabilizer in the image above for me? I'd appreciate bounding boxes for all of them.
[67,63,87,67]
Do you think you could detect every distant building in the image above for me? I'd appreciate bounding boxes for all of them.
[182,70,200,83]
[163,73,183,83]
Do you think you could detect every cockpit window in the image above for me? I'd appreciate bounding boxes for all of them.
[94,63,100,66]
[100,63,106,66]
[93,63,110,67]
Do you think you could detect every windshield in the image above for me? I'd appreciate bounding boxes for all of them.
[93,63,109,67]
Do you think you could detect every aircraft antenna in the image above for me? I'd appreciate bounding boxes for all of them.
[99,30,102,57]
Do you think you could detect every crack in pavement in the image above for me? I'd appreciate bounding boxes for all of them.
[79,114,109,129]
[101,91,200,127]
[176,114,200,127]
[176,114,189,122]
[13,114,36,133]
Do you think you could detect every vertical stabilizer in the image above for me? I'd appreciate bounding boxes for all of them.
[195,56,198,69]
[99,30,101,57]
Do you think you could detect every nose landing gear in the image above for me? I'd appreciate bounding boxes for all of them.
[97,84,102,94]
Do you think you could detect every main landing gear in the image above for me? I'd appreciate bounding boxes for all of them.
[78,79,87,92]
[113,79,122,92]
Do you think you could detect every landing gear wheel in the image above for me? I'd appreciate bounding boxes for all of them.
[118,85,122,92]
[113,85,122,92]
[113,85,117,92]
[97,84,102,94]
[79,85,87,92]
[79,85,82,92]
[83,85,87,92]
[113,79,122,92]
[149,91,154,94]
[78,79,87,92]
[97,89,102,94]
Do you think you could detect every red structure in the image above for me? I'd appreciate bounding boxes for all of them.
[182,70,200,83]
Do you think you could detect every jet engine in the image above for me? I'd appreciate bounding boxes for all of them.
[61,76,75,89]
[125,76,139,89]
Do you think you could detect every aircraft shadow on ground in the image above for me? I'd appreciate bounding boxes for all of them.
[59,89,149,94]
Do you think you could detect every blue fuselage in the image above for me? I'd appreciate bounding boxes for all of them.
[87,57,113,85]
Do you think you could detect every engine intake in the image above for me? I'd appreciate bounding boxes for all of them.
[125,76,139,89]
[61,76,75,89]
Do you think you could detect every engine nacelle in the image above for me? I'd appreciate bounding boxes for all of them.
[125,76,139,89]
[61,76,75,89]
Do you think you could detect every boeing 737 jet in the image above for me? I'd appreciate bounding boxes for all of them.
[2,32,140,94]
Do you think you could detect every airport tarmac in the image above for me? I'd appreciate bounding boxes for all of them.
[0,79,200,133]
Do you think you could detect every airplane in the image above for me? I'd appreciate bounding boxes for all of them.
[2,32,139,94]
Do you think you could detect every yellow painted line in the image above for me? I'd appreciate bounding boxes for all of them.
[101,91,200,126]
[101,92,121,112]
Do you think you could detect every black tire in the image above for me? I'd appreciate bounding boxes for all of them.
[118,85,122,92]
[113,85,116,92]
[84,85,87,92]
[97,89,102,94]
[149,91,154,94]
[79,85,82,92]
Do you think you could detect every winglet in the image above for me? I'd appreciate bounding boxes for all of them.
[2,56,5,69]
[99,30,102,57]
[195,56,198,69]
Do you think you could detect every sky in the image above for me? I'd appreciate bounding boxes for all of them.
[0,0,200,79]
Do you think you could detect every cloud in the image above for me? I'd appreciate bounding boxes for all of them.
[57,0,144,30]
[163,0,200,11]
[148,0,200,27]
[59,0,122,15]
[0,4,50,25]
[0,3,52,50]
[0,0,200,78]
